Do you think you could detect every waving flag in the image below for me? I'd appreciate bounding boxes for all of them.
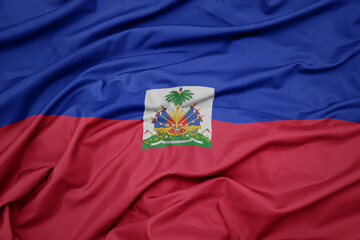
[1,0,360,239]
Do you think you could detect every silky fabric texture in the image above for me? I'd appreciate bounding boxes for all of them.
[1,0,360,240]
[1,0,360,125]
[1,116,360,239]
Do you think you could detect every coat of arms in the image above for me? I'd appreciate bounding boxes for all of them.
[143,86,214,149]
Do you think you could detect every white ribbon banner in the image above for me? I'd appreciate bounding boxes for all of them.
[150,138,203,146]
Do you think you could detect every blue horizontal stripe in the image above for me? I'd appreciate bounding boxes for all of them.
[1,0,360,127]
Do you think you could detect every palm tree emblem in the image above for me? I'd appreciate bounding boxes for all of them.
[165,88,194,127]
[143,86,212,149]
[148,87,204,137]
[165,87,194,106]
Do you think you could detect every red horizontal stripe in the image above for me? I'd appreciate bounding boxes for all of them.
[0,115,360,239]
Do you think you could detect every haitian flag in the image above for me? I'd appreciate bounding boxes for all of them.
[1,0,360,239]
